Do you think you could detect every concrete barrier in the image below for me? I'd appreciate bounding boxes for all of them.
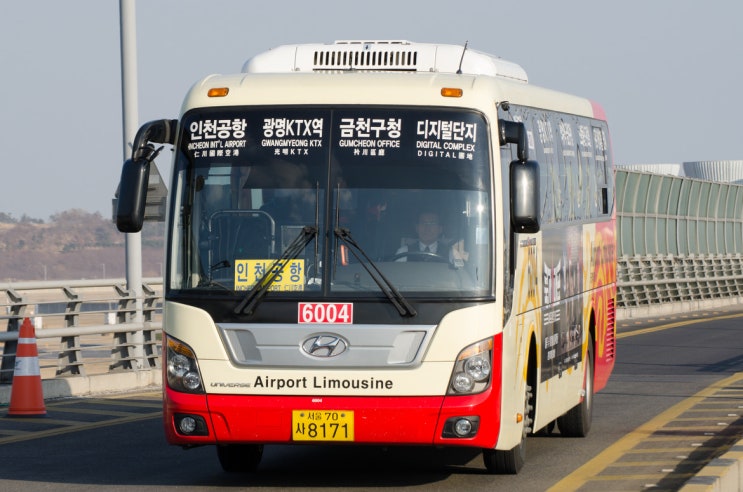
[0,369,161,404]
[680,444,743,492]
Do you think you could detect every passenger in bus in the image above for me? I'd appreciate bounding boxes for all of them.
[395,212,469,266]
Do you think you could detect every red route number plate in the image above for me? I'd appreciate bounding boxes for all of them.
[292,410,354,441]
[298,302,353,324]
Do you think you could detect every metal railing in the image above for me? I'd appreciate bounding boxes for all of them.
[617,254,743,308]
[616,169,743,313]
[0,279,162,385]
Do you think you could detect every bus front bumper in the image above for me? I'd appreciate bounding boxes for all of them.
[164,386,501,449]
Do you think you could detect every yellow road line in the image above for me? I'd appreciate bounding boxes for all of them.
[82,399,162,409]
[0,429,28,437]
[2,417,95,426]
[624,446,718,453]
[0,411,161,445]
[641,436,727,442]
[608,460,707,467]
[588,473,694,481]
[48,399,161,411]
[618,312,743,339]
[42,406,148,418]
[547,372,743,492]
[684,408,743,412]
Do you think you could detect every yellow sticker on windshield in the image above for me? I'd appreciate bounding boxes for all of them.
[234,259,305,291]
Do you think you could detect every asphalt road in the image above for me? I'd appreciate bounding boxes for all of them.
[2,307,743,491]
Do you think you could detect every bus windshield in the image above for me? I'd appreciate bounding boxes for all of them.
[168,107,493,298]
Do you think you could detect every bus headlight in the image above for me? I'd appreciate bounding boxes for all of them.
[465,353,492,381]
[447,338,493,395]
[166,336,204,394]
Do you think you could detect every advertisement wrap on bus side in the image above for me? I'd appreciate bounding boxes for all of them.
[541,225,584,381]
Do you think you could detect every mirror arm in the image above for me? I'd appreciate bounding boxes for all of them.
[499,120,529,162]
[132,119,178,162]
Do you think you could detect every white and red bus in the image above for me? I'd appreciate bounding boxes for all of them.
[116,41,616,473]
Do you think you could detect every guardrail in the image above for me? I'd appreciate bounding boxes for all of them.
[0,279,162,388]
[618,254,743,308]
[616,169,743,316]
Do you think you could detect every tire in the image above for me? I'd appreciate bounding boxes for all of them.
[217,444,264,473]
[558,339,594,437]
[483,384,533,474]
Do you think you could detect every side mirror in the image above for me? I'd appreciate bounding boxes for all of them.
[510,159,540,233]
[116,158,150,233]
[114,119,177,233]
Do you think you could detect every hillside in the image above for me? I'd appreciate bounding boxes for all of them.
[0,210,164,282]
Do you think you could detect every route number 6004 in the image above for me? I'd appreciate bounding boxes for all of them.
[298,302,353,324]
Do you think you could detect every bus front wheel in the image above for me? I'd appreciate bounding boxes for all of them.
[482,383,533,474]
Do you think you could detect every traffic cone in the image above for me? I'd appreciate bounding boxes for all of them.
[7,318,46,417]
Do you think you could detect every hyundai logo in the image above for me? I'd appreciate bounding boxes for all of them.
[301,334,348,358]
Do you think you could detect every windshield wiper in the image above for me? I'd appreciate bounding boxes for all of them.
[197,279,232,291]
[197,260,232,290]
[234,226,318,315]
[209,259,231,273]
[334,227,417,317]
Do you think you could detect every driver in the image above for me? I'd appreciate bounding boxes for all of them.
[395,211,469,266]
[394,212,446,261]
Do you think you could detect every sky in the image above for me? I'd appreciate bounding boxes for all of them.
[1,0,741,220]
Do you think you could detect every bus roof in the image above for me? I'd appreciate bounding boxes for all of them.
[181,42,602,121]
[242,40,529,83]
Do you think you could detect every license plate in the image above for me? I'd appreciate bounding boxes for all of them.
[292,410,354,441]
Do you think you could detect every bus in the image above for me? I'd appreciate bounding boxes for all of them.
[116,40,616,474]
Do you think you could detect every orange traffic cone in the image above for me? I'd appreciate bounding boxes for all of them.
[7,318,46,417]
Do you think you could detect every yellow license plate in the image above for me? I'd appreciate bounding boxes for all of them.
[292,410,354,442]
